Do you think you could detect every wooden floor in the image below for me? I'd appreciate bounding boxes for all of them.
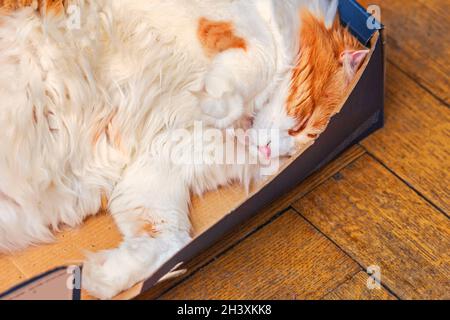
[137,0,450,300]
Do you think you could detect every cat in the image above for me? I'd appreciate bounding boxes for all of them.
[249,5,369,157]
[0,0,367,299]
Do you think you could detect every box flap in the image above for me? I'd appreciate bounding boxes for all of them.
[0,267,80,300]
[339,0,383,45]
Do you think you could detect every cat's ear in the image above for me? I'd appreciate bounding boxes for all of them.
[340,49,370,80]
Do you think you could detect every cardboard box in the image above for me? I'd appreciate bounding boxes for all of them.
[0,0,384,300]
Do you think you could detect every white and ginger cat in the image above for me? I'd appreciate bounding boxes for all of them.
[0,0,368,299]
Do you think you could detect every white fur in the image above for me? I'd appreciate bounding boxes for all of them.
[0,0,329,299]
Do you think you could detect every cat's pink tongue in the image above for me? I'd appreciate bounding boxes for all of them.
[259,146,272,159]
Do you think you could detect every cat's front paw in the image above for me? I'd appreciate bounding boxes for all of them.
[199,64,247,128]
[201,95,229,119]
[200,93,245,128]
[203,67,233,99]
[82,233,189,299]
[82,250,133,300]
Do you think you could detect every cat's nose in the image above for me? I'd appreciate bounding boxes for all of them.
[259,145,272,159]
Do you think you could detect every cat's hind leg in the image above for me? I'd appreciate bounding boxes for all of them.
[82,158,191,299]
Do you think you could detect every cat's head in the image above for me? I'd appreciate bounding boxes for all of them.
[251,9,369,159]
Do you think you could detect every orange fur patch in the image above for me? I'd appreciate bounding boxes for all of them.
[32,105,38,124]
[43,0,64,14]
[287,10,364,137]
[198,17,247,57]
[138,221,159,238]
[100,192,108,212]
[91,109,123,151]
[106,119,124,152]
[0,0,34,11]
[0,0,64,15]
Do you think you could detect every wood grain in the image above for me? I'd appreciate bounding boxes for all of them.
[294,155,450,299]
[0,256,25,294]
[160,211,360,300]
[323,271,397,300]
[137,145,365,299]
[359,0,450,104]
[361,62,450,213]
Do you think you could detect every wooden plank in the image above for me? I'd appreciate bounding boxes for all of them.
[323,271,397,300]
[359,0,450,104]
[361,62,450,213]
[137,145,365,299]
[294,155,450,299]
[160,211,360,300]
